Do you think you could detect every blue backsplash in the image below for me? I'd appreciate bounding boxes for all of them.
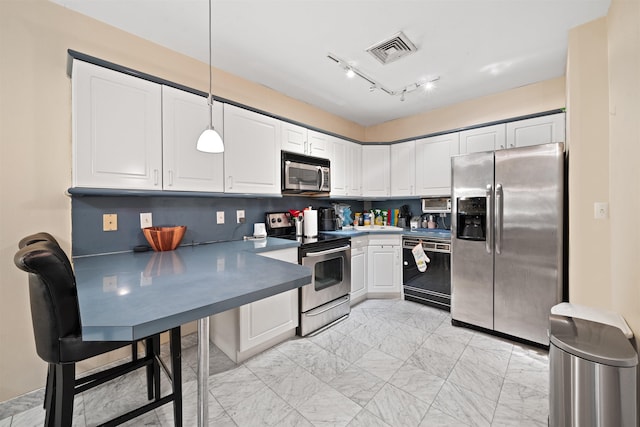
[71,195,435,256]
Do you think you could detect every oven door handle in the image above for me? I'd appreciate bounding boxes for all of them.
[304,245,350,257]
[304,295,350,317]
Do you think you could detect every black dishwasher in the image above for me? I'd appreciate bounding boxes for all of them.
[403,236,451,311]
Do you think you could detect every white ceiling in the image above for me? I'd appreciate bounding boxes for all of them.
[50,0,610,126]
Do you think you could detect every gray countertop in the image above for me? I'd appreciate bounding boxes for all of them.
[73,237,310,341]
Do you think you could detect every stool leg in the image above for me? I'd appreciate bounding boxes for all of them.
[145,337,154,400]
[170,327,182,427]
[54,363,75,427]
[153,335,161,400]
[44,364,56,427]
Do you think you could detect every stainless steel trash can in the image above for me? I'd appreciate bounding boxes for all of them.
[549,313,638,427]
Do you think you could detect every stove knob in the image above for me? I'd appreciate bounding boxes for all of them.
[277,217,282,222]
[270,218,276,223]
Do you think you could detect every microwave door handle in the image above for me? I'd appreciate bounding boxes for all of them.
[317,166,324,191]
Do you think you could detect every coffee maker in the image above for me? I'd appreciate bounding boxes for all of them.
[456,197,486,240]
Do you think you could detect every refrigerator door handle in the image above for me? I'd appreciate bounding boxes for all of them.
[495,184,503,254]
[486,184,492,254]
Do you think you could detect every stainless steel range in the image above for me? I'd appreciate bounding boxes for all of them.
[265,212,351,336]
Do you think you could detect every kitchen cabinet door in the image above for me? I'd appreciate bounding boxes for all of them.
[331,136,348,196]
[415,133,459,196]
[281,121,307,154]
[506,113,565,149]
[367,243,401,296]
[362,145,391,197]
[223,104,281,194]
[308,130,331,159]
[350,236,367,305]
[390,140,416,197]
[459,124,506,154]
[348,142,363,197]
[210,247,299,363]
[162,86,224,192]
[72,60,162,190]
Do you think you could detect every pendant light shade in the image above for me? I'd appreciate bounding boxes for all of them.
[197,126,224,153]
[197,0,224,153]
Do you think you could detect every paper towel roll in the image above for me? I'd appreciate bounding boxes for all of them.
[303,209,318,237]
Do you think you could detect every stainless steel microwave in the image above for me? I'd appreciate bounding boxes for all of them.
[281,151,331,195]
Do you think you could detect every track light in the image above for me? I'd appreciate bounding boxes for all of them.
[327,53,440,102]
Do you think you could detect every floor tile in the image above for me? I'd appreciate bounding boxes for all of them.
[208,365,266,410]
[347,408,392,427]
[354,348,404,381]
[420,407,470,426]
[431,381,496,427]
[389,363,445,405]
[458,342,512,377]
[296,385,362,427]
[0,417,10,427]
[491,404,547,427]
[408,346,458,379]
[448,358,505,402]
[267,365,326,409]
[496,379,549,424]
[364,383,431,426]
[295,347,351,382]
[226,387,294,426]
[278,409,314,427]
[328,365,385,406]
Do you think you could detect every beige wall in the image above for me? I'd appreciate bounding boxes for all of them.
[365,77,565,142]
[566,17,612,307]
[607,0,640,346]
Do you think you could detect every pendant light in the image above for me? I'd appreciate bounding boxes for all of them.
[197,0,224,153]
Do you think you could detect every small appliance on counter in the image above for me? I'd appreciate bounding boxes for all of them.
[410,216,421,230]
[398,205,412,227]
[317,207,337,231]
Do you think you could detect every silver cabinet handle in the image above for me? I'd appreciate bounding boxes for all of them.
[495,183,503,254]
[228,176,233,189]
[305,295,349,317]
[153,169,159,186]
[486,184,492,254]
[168,170,173,186]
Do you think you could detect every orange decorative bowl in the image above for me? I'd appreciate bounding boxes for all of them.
[143,226,187,252]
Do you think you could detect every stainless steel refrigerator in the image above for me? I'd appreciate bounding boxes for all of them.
[451,142,564,345]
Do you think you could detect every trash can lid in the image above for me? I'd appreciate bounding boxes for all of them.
[551,303,633,339]
[550,314,638,367]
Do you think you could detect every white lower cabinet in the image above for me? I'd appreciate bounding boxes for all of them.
[366,235,402,298]
[209,247,300,363]
[350,237,367,305]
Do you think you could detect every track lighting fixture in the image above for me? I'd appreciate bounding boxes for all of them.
[327,53,439,102]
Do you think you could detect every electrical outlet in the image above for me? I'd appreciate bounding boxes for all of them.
[140,212,153,228]
[237,210,245,224]
[594,202,609,219]
[103,214,118,231]
[216,211,225,224]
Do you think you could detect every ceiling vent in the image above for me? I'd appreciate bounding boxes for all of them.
[366,31,417,65]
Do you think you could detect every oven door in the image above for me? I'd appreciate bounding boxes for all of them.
[300,244,351,312]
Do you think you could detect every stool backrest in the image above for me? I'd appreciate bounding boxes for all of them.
[14,241,81,363]
[18,232,60,249]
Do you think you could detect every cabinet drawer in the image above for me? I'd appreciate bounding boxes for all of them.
[367,234,401,246]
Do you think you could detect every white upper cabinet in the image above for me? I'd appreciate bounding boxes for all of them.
[362,145,391,197]
[281,122,308,154]
[161,86,223,192]
[459,123,506,154]
[223,104,281,194]
[415,132,459,197]
[348,142,362,197]
[505,112,566,149]
[331,136,348,196]
[73,60,162,190]
[390,141,416,197]
[307,130,331,159]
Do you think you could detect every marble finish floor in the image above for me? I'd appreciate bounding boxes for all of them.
[0,299,549,426]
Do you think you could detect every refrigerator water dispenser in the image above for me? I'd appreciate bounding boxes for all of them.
[456,197,486,240]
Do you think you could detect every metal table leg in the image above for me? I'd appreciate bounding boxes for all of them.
[197,317,209,427]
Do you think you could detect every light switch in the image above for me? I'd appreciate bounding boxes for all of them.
[140,212,152,228]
